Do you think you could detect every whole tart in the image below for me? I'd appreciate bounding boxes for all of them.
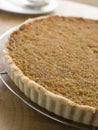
[3,16,98,126]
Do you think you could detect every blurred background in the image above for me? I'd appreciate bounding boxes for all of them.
[0,1,98,130]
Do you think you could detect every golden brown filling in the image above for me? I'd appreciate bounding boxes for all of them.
[7,16,98,108]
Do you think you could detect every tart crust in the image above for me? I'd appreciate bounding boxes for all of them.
[3,16,98,126]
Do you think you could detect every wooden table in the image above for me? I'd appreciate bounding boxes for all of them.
[0,0,98,130]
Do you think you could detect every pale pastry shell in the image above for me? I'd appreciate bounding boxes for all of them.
[3,16,98,127]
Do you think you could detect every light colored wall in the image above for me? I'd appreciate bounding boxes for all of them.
[68,0,98,6]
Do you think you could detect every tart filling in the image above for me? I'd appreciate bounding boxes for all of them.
[3,16,98,126]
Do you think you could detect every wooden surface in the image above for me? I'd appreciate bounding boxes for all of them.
[0,0,98,130]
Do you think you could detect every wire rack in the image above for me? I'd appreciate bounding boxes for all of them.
[0,72,96,130]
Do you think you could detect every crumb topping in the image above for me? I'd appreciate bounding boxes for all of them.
[7,16,98,108]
